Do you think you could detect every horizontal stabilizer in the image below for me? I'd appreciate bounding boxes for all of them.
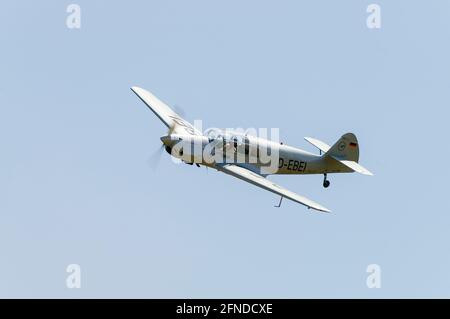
[331,156,373,176]
[304,137,331,153]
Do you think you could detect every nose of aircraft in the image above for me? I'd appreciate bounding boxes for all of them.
[160,135,181,145]
[160,135,175,146]
[160,135,170,145]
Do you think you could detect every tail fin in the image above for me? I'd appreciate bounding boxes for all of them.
[325,133,373,175]
[325,133,359,162]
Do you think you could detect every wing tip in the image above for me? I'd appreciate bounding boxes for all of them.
[360,168,374,176]
[309,205,332,213]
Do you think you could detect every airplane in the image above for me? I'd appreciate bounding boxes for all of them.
[131,86,373,213]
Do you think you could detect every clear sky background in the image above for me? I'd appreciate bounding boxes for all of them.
[1,1,449,298]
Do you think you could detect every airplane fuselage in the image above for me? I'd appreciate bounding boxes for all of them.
[161,131,352,176]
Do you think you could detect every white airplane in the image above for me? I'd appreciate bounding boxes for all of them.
[131,86,373,213]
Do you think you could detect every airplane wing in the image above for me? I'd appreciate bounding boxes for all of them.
[216,164,331,213]
[131,86,202,135]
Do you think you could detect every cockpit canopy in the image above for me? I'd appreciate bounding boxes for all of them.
[205,128,250,146]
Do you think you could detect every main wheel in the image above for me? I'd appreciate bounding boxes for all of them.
[323,180,330,188]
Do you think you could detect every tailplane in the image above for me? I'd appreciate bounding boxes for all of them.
[325,133,373,176]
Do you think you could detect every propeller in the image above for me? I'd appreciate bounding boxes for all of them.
[146,120,177,170]
[173,104,186,118]
[147,144,164,171]
[146,103,199,170]
[166,103,185,136]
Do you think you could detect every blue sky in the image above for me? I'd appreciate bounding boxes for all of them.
[1,1,450,298]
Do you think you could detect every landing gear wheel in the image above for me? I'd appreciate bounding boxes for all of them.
[323,173,330,188]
